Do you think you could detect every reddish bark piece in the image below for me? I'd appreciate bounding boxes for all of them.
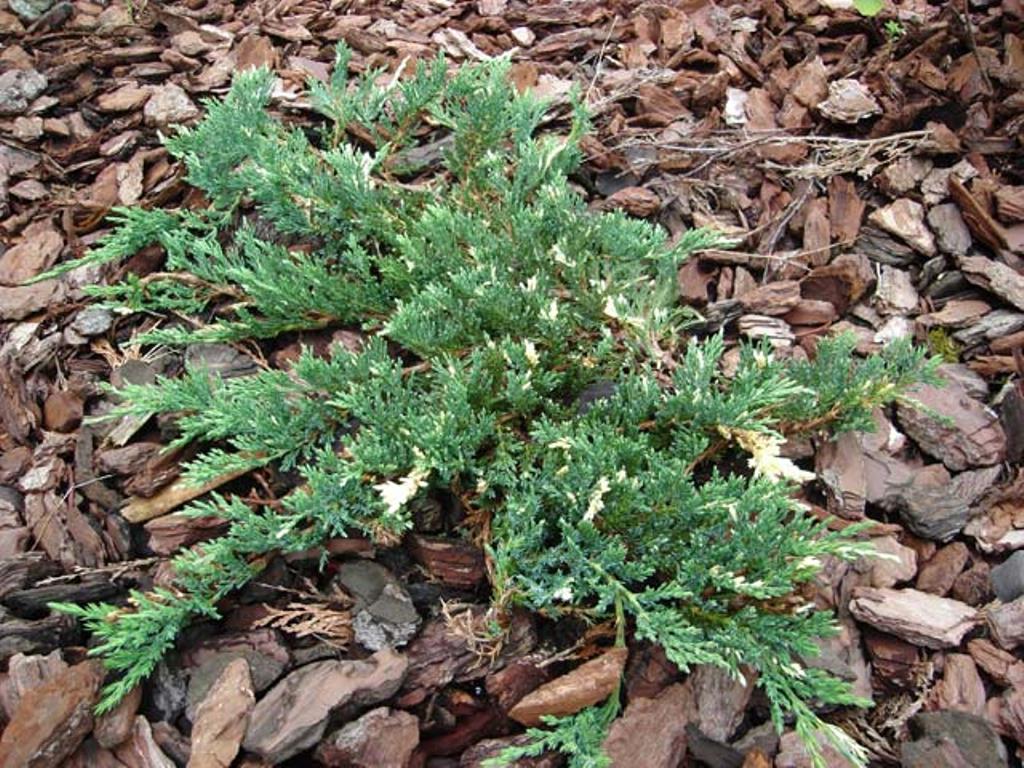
[802,197,831,266]
[874,264,919,316]
[816,431,866,520]
[966,639,1024,689]
[776,729,860,767]
[234,36,278,71]
[314,707,419,768]
[828,176,865,244]
[624,643,679,701]
[601,186,661,217]
[817,79,880,124]
[858,536,916,589]
[959,255,1024,313]
[677,664,756,741]
[508,647,627,727]
[144,513,227,556]
[950,177,1010,253]
[993,685,1024,753]
[848,587,979,649]
[0,359,39,445]
[0,280,65,322]
[868,199,936,256]
[399,615,484,706]
[988,597,1024,651]
[94,684,142,748]
[242,649,408,763]
[95,84,151,113]
[864,630,920,690]
[741,749,772,768]
[416,706,499,758]
[188,658,254,768]
[926,654,986,715]
[738,280,801,316]
[24,490,106,569]
[0,651,67,721]
[916,300,991,331]
[895,372,1006,471]
[112,717,175,768]
[65,739,128,768]
[603,683,689,768]
[902,711,1008,768]
[485,659,550,713]
[42,391,83,433]
[0,660,104,768]
[150,722,190,766]
[928,203,973,256]
[784,299,836,326]
[800,253,873,315]
[406,534,486,589]
[916,543,970,596]
[181,629,290,694]
[952,561,993,606]
[995,186,1024,224]
[634,83,685,127]
[677,259,717,307]
[790,56,828,109]
[738,315,794,347]
[745,89,806,164]
[877,157,933,197]
[97,442,164,477]
[0,219,62,285]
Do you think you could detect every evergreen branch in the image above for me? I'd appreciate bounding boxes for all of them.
[47,45,941,767]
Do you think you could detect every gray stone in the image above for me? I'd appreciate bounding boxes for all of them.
[988,596,1024,649]
[991,551,1024,604]
[873,463,1001,542]
[147,660,188,722]
[143,84,199,128]
[732,721,780,760]
[803,620,871,700]
[8,0,56,22]
[184,343,257,379]
[185,647,286,721]
[336,561,420,651]
[70,307,113,337]
[901,711,1008,768]
[927,204,972,256]
[0,69,47,115]
[953,310,1024,349]
[1002,387,1024,464]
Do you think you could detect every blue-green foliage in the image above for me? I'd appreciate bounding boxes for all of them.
[47,47,939,767]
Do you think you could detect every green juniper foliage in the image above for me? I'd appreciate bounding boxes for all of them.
[48,47,938,767]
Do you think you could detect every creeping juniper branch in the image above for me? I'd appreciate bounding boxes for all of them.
[50,47,938,765]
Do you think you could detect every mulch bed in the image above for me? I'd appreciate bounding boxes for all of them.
[0,0,1023,765]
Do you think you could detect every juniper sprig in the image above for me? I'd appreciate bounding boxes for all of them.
[48,46,938,766]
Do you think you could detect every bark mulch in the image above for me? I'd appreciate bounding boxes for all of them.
[0,0,1023,766]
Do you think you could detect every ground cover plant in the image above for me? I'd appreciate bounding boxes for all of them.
[44,47,938,767]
